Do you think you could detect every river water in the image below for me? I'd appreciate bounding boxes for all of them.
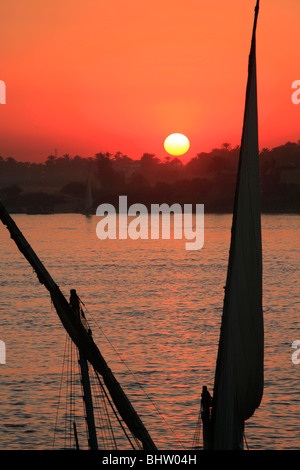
[0,212,299,450]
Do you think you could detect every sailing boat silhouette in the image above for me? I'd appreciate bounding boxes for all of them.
[0,0,263,451]
[201,0,263,450]
[82,166,94,215]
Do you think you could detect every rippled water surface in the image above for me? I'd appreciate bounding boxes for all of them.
[0,213,299,450]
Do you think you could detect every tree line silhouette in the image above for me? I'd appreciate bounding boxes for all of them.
[0,141,299,213]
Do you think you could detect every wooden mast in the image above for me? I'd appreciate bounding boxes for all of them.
[78,349,99,450]
[0,201,157,450]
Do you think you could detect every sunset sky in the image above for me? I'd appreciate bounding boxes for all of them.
[1,0,299,163]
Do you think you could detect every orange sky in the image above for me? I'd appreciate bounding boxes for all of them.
[0,0,300,163]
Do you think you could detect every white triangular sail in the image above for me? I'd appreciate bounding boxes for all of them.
[84,169,93,212]
[210,0,263,450]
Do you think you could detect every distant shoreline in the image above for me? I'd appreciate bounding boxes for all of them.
[6,209,300,216]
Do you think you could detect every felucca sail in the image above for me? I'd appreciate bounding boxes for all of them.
[208,0,263,449]
[0,202,157,451]
[84,168,93,213]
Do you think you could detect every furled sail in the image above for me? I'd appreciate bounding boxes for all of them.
[0,201,157,451]
[209,0,263,449]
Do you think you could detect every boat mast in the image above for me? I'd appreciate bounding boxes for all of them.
[84,165,93,214]
[78,349,99,450]
[0,201,157,451]
[207,0,263,450]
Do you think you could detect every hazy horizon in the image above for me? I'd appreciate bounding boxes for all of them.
[1,137,300,165]
[1,0,299,163]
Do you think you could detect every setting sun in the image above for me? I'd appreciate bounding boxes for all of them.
[164,133,190,156]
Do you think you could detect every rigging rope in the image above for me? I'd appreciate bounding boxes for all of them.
[53,334,90,449]
[91,370,118,449]
[53,327,147,450]
[243,432,250,450]
[94,370,141,450]
[52,334,69,449]
[53,296,195,450]
[191,399,202,450]
[82,303,185,449]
